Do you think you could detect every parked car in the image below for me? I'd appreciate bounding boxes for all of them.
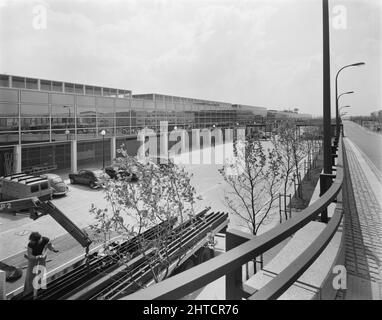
[105,165,138,181]
[40,173,69,196]
[68,169,109,189]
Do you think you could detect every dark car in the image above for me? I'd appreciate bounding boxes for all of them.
[68,169,109,189]
[105,166,138,181]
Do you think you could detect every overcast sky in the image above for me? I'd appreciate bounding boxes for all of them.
[0,0,380,116]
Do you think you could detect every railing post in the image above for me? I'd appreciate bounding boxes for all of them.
[225,230,249,300]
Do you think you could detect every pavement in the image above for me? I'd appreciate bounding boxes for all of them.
[342,121,382,300]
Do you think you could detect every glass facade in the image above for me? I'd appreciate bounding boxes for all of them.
[0,74,268,149]
[0,75,317,175]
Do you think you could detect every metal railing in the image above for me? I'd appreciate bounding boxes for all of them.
[123,136,345,300]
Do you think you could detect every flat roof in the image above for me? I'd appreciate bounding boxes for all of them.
[0,74,132,99]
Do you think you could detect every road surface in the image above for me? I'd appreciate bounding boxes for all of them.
[343,120,382,174]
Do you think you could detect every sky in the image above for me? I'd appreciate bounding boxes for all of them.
[0,0,380,117]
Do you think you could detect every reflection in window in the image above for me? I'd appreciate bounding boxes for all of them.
[97,118,115,127]
[77,105,96,116]
[76,128,97,139]
[51,117,75,129]
[116,118,130,126]
[0,118,18,131]
[77,117,97,129]
[51,105,74,117]
[0,131,19,144]
[21,130,50,143]
[115,110,130,117]
[52,129,74,141]
[21,118,50,130]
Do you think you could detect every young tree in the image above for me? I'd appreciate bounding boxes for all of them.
[89,146,200,287]
[271,123,297,222]
[219,138,282,236]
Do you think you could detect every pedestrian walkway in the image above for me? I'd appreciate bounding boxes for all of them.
[343,138,382,299]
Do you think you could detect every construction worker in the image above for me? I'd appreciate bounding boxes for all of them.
[23,232,59,297]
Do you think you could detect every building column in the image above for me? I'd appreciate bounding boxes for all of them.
[110,136,116,162]
[71,140,77,173]
[160,121,168,158]
[13,144,22,173]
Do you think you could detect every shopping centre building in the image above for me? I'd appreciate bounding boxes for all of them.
[0,74,274,176]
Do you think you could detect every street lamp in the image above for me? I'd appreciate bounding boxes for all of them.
[65,128,70,141]
[100,129,106,169]
[335,62,365,137]
[339,105,350,112]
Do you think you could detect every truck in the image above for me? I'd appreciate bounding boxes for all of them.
[0,173,53,202]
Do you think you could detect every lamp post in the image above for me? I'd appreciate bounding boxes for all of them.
[100,129,106,169]
[65,128,70,141]
[335,62,365,137]
[320,0,331,223]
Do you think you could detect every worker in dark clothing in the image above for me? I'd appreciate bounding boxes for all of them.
[23,232,59,296]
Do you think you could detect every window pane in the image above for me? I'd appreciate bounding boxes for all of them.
[21,91,49,104]
[0,88,18,102]
[0,118,18,131]
[98,118,114,127]
[0,131,19,144]
[51,105,74,117]
[51,117,75,129]
[21,104,49,117]
[0,103,18,116]
[94,87,101,96]
[77,117,97,128]
[26,78,38,89]
[0,75,9,87]
[116,118,130,126]
[51,129,74,141]
[12,76,25,88]
[65,83,74,93]
[52,81,63,92]
[76,128,97,139]
[115,110,130,117]
[21,130,50,143]
[41,80,51,91]
[85,86,94,95]
[75,84,84,94]
[21,118,50,130]
[77,105,96,116]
